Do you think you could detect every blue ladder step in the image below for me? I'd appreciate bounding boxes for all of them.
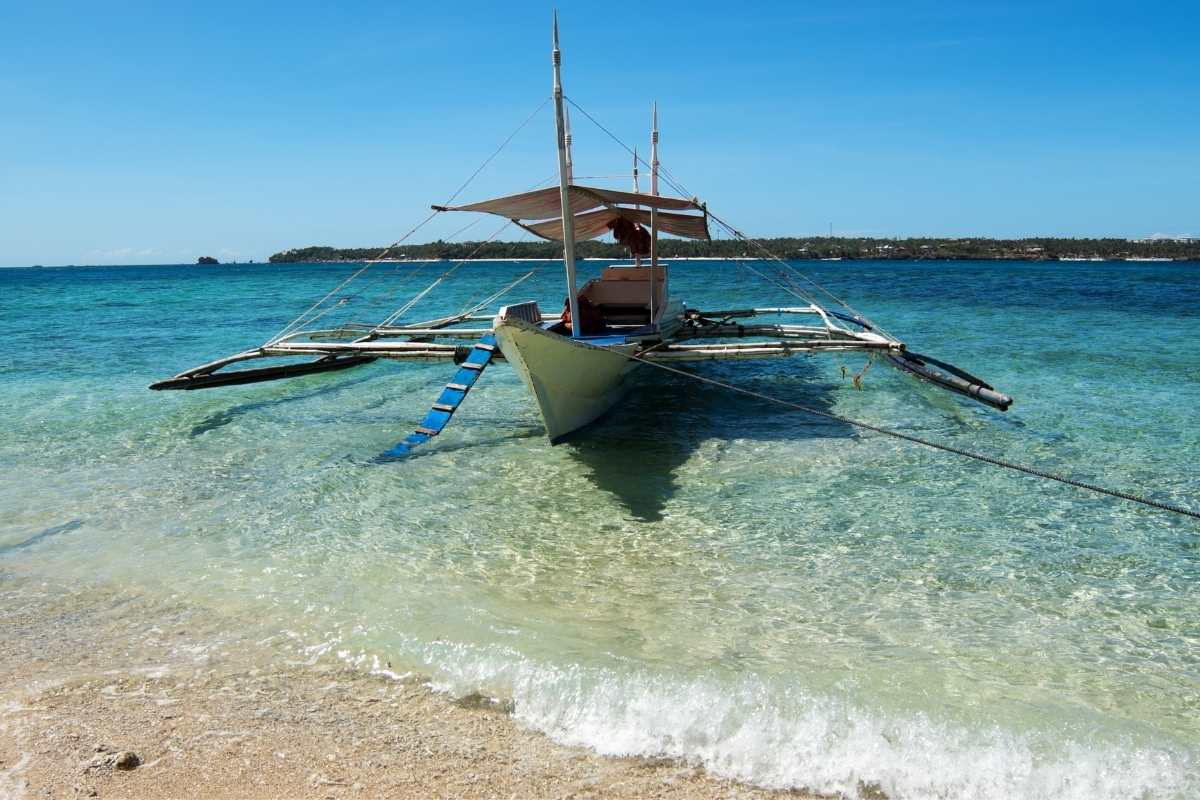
[381,334,498,458]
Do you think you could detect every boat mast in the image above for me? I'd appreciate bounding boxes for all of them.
[552,13,581,337]
[649,102,659,321]
[564,104,574,183]
[632,147,641,267]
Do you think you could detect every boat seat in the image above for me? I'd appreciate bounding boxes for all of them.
[594,303,650,325]
[573,266,668,328]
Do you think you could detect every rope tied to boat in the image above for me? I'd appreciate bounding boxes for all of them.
[621,350,1200,521]
[851,356,873,390]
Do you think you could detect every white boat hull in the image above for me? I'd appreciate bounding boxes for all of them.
[493,316,640,443]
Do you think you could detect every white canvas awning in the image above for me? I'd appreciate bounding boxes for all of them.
[578,186,699,213]
[434,184,702,221]
[522,207,710,242]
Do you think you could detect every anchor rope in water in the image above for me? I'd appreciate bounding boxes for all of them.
[620,350,1200,521]
[322,98,1194,519]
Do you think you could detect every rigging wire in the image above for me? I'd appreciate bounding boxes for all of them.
[337,216,490,330]
[564,95,888,335]
[440,96,552,208]
[618,349,1200,521]
[264,210,446,346]
[365,219,516,334]
[265,264,375,346]
[361,172,558,332]
[706,210,896,340]
[267,97,551,345]
[455,269,538,318]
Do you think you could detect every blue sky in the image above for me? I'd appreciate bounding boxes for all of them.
[1,1,1197,266]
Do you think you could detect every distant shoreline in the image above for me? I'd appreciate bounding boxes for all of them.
[264,256,1198,264]
[7,236,1199,269]
[5,255,1199,269]
[268,236,1200,265]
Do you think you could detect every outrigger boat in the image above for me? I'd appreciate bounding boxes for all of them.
[151,17,1012,456]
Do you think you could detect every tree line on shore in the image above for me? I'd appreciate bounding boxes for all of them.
[269,236,1200,263]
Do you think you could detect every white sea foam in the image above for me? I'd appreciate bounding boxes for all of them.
[417,644,1192,800]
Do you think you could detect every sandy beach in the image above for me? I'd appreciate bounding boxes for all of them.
[0,580,813,800]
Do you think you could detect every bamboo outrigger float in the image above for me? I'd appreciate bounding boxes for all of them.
[151,15,1012,456]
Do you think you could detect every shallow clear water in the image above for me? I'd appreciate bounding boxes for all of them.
[2,260,1198,799]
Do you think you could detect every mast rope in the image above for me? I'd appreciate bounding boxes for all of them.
[440,96,552,209]
[619,350,1199,521]
[266,98,551,346]
[338,217,489,330]
[263,209,445,346]
[351,171,555,333]
[706,211,897,340]
[364,219,515,335]
[456,268,538,318]
[264,262,375,346]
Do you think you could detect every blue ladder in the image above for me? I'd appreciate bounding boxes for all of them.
[381,334,497,458]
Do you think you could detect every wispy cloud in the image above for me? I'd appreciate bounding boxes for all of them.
[78,246,246,264]
[87,247,163,260]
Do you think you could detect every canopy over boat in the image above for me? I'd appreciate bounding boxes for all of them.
[433,184,710,242]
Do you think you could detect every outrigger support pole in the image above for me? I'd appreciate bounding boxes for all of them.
[149,355,375,391]
[887,351,1013,411]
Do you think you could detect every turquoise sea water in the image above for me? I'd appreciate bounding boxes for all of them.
[1,259,1198,799]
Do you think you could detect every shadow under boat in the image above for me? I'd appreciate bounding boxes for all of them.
[561,357,852,522]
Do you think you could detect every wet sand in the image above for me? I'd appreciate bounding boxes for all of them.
[0,581,817,800]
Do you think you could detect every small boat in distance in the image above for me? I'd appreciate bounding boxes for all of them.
[150,15,1012,456]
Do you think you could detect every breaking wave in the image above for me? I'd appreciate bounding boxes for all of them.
[413,643,1192,800]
